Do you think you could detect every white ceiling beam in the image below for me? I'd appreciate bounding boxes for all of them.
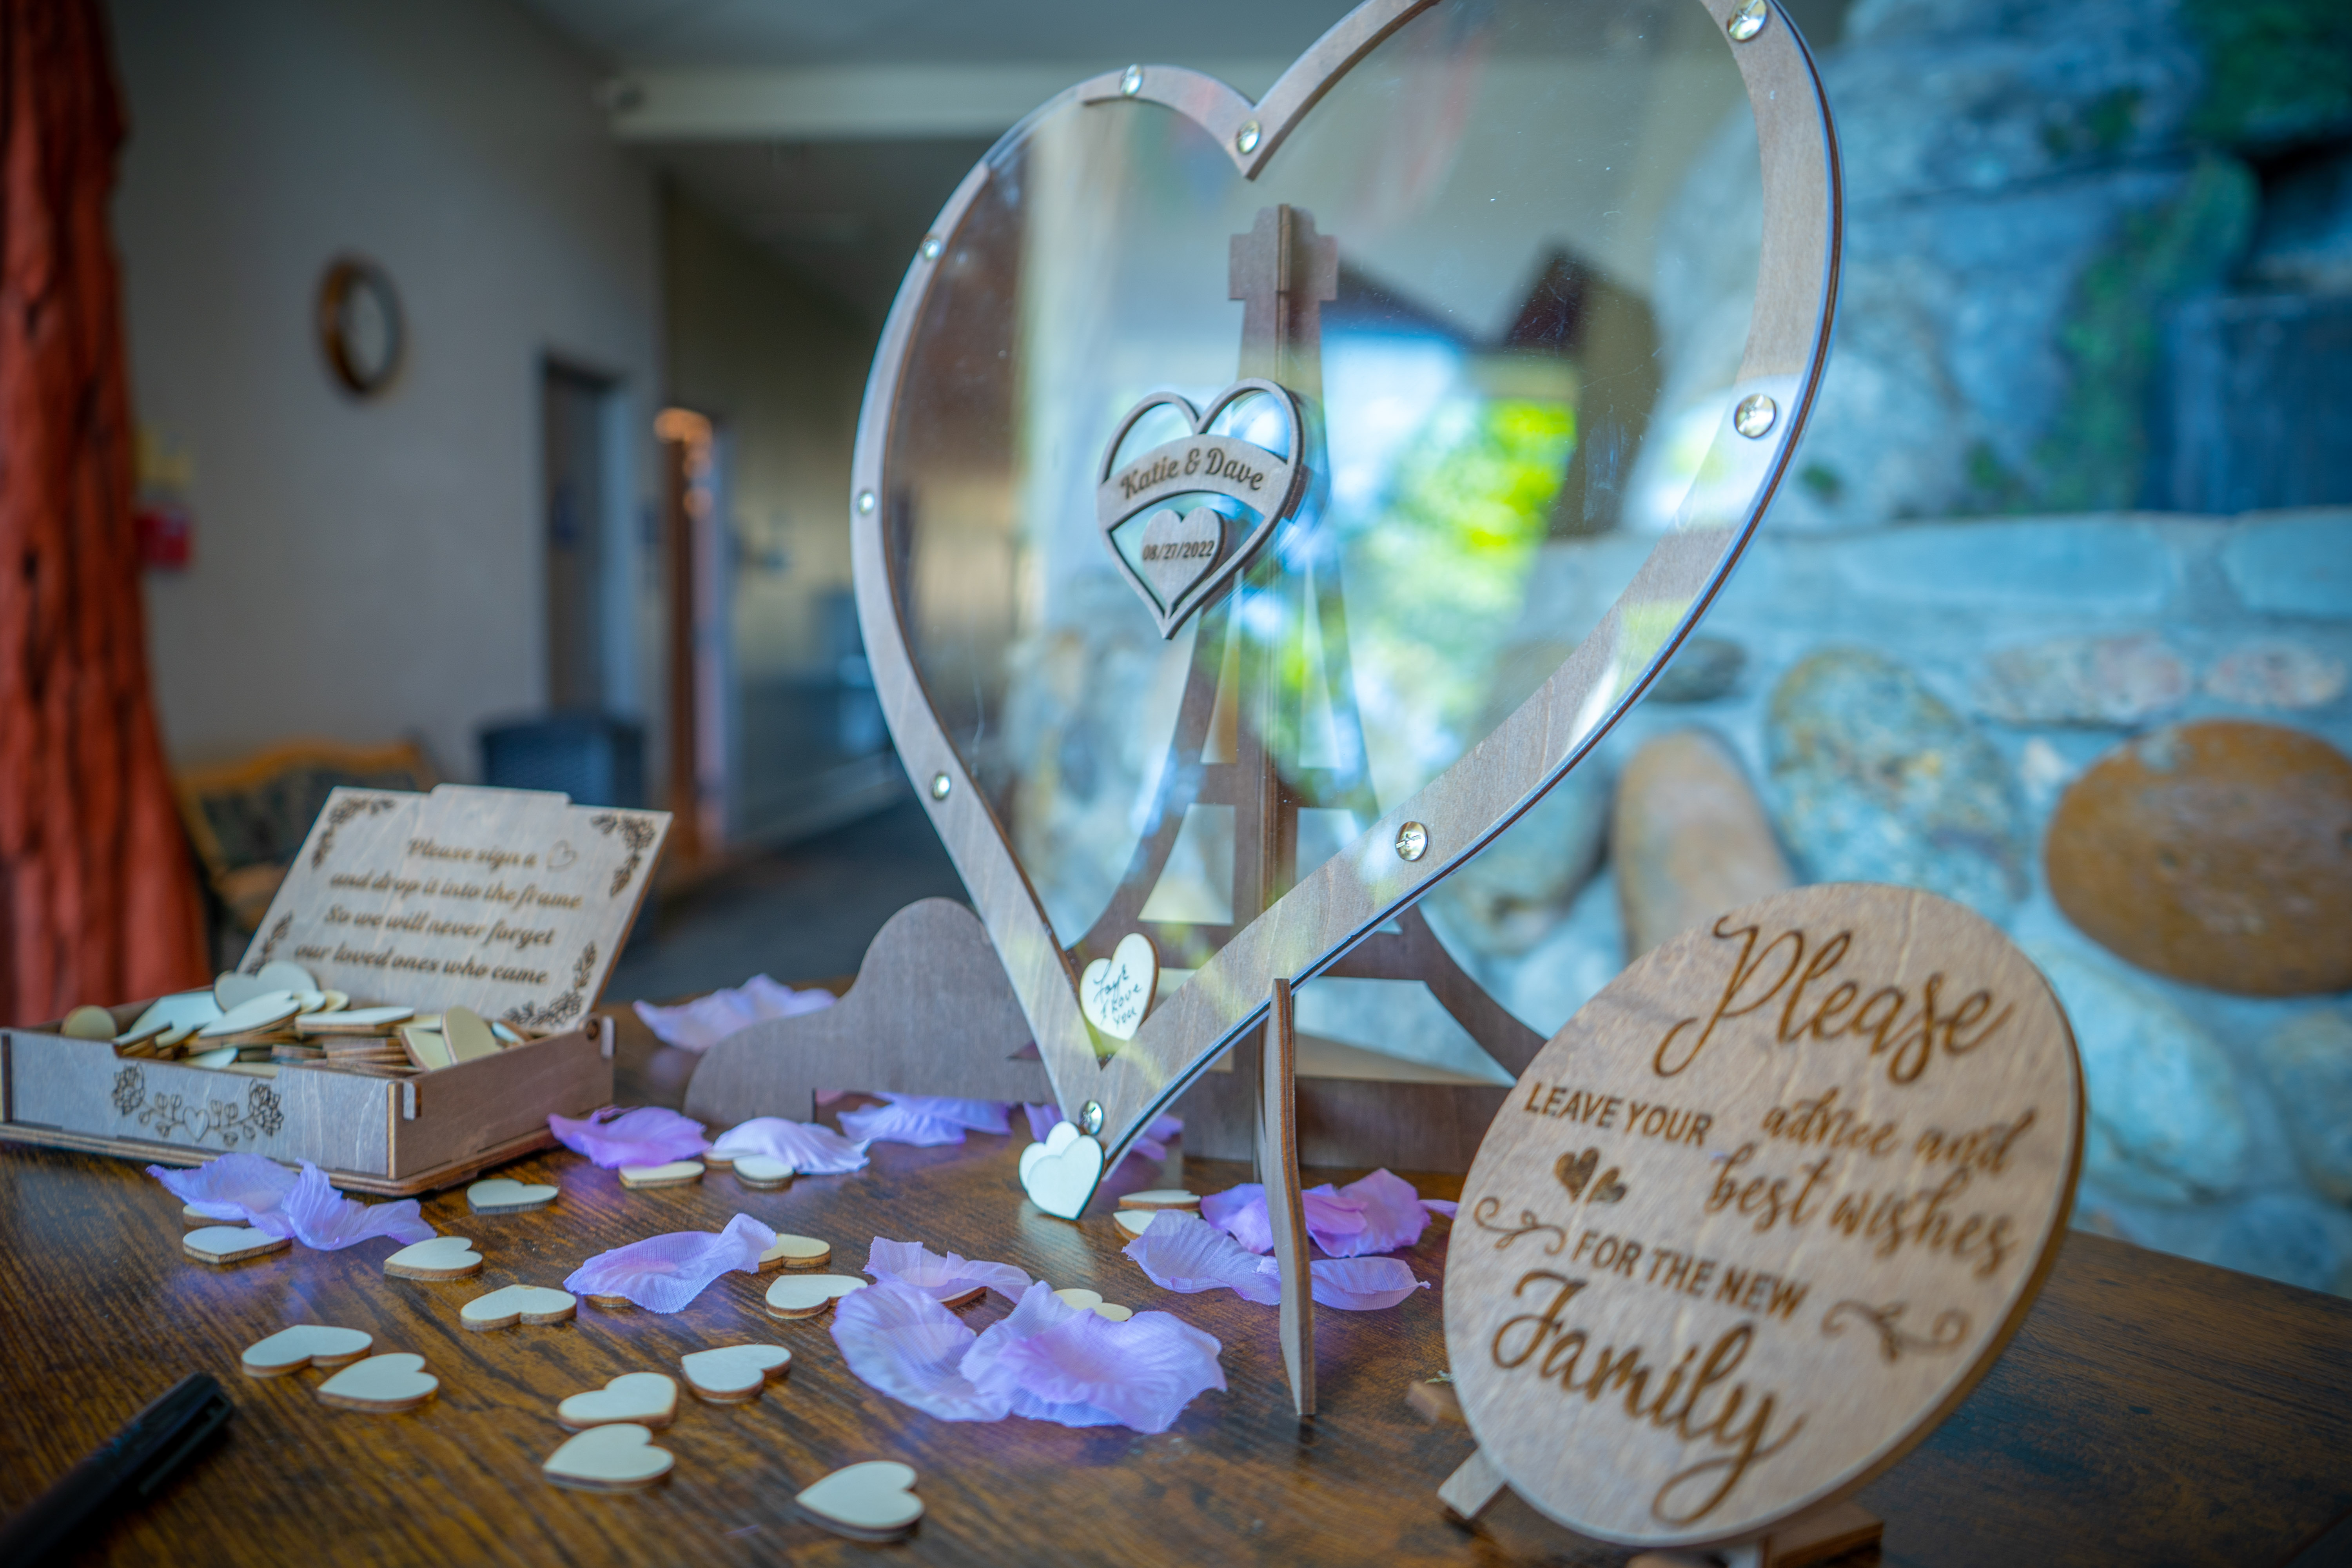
[604,62,1289,142]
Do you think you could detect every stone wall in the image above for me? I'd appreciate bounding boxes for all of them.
[1430,508,2352,1294]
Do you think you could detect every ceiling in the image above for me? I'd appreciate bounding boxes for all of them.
[515,0,1851,324]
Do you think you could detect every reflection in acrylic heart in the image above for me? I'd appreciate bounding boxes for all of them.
[1095,378,1303,639]
[853,0,1837,1216]
[1018,1121,1106,1221]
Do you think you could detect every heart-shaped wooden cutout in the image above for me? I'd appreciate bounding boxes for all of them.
[681,1344,793,1403]
[1079,932,1158,1042]
[196,992,301,1038]
[241,1324,373,1376]
[467,1178,559,1214]
[255,959,317,993]
[854,0,1838,1215]
[734,1155,794,1189]
[558,1371,678,1430]
[184,1225,290,1266]
[618,1160,704,1190]
[383,1236,483,1280]
[1096,379,1302,639]
[316,1352,438,1413]
[759,1233,832,1271]
[544,1423,673,1493]
[443,1005,499,1063]
[460,1284,577,1331]
[1019,1121,1105,1221]
[764,1273,866,1321]
[797,1461,922,1541]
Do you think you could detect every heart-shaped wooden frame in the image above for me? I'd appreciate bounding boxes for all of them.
[851,0,1839,1203]
[1096,377,1305,637]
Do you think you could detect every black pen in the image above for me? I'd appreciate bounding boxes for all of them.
[0,1372,233,1564]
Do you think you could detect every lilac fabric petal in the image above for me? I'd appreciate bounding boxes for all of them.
[960,1280,1080,1393]
[1022,1103,1061,1143]
[563,1212,777,1312]
[1308,1256,1429,1310]
[863,1237,1033,1303]
[1421,1198,1459,1218]
[1126,1112,1186,1165]
[1321,1168,1428,1257]
[250,1162,433,1249]
[632,974,835,1052]
[146,1151,298,1221]
[548,1105,709,1169]
[982,1298,1226,1434]
[707,1116,869,1175]
[831,1278,1011,1422]
[837,1100,968,1147]
[882,1095,1011,1134]
[1122,1211,1283,1304]
[1198,1183,1274,1253]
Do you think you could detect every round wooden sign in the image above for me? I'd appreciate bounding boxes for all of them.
[1445,883,2082,1549]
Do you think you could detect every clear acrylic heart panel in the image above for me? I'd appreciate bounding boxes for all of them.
[882,0,1767,979]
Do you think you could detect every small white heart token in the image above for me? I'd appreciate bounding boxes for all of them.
[797,1461,923,1541]
[383,1236,484,1280]
[557,1372,678,1430]
[1113,1209,1155,1238]
[544,1423,673,1493]
[618,1160,705,1189]
[1018,1121,1106,1221]
[316,1353,438,1413]
[460,1284,577,1331]
[733,1155,794,1189]
[466,1178,559,1214]
[764,1273,866,1321]
[184,1226,290,1265]
[1117,1188,1199,1210]
[1079,931,1158,1041]
[1052,1287,1104,1312]
[758,1233,831,1271]
[680,1344,792,1403]
[241,1324,373,1376]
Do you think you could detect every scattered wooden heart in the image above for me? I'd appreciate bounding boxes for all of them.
[1113,1209,1154,1238]
[119,990,221,1043]
[733,1156,794,1190]
[241,1324,373,1377]
[443,1005,499,1064]
[1019,1122,1105,1220]
[680,1344,792,1403]
[1079,931,1158,1042]
[212,971,275,1011]
[466,1178,559,1215]
[180,1203,215,1227]
[558,1372,679,1430]
[62,1004,117,1040]
[183,1226,291,1265]
[460,1284,577,1332]
[763,1274,866,1321]
[383,1236,484,1280]
[186,1047,241,1071]
[316,1353,438,1413]
[619,1160,704,1190]
[1116,1189,1199,1211]
[400,1024,453,1071]
[543,1423,673,1493]
[1092,1303,1135,1322]
[196,993,301,1039]
[298,1004,415,1034]
[759,1234,831,1271]
[1053,1287,1104,1312]
[796,1460,923,1542]
[254,959,318,994]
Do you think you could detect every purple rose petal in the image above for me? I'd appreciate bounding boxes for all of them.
[563,1212,775,1312]
[1127,1112,1185,1165]
[831,1278,1010,1422]
[1198,1181,1370,1255]
[147,1151,298,1221]
[969,1282,1224,1434]
[1308,1256,1429,1310]
[837,1100,967,1147]
[632,974,834,1052]
[1021,1103,1061,1143]
[249,1162,433,1249]
[863,1237,1032,1304]
[1321,1169,1429,1257]
[1421,1198,1459,1218]
[707,1116,869,1175]
[548,1105,709,1169]
[1122,1210,1283,1304]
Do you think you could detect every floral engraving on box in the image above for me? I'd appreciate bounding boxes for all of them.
[589,812,657,898]
[112,1068,286,1149]
[502,941,596,1032]
[310,793,399,869]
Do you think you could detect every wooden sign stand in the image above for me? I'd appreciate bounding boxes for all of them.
[1445,1453,1880,1568]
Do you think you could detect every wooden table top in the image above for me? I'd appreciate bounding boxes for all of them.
[4,1010,2350,1568]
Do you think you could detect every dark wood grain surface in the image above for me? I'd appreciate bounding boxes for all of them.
[2,1010,2348,1568]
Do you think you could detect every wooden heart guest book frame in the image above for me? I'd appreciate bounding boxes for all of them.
[691,0,1842,1384]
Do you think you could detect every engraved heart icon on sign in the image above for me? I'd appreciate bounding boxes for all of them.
[1096,378,1303,637]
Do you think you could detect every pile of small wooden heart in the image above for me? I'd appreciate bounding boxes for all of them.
[64,960,535,1078]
